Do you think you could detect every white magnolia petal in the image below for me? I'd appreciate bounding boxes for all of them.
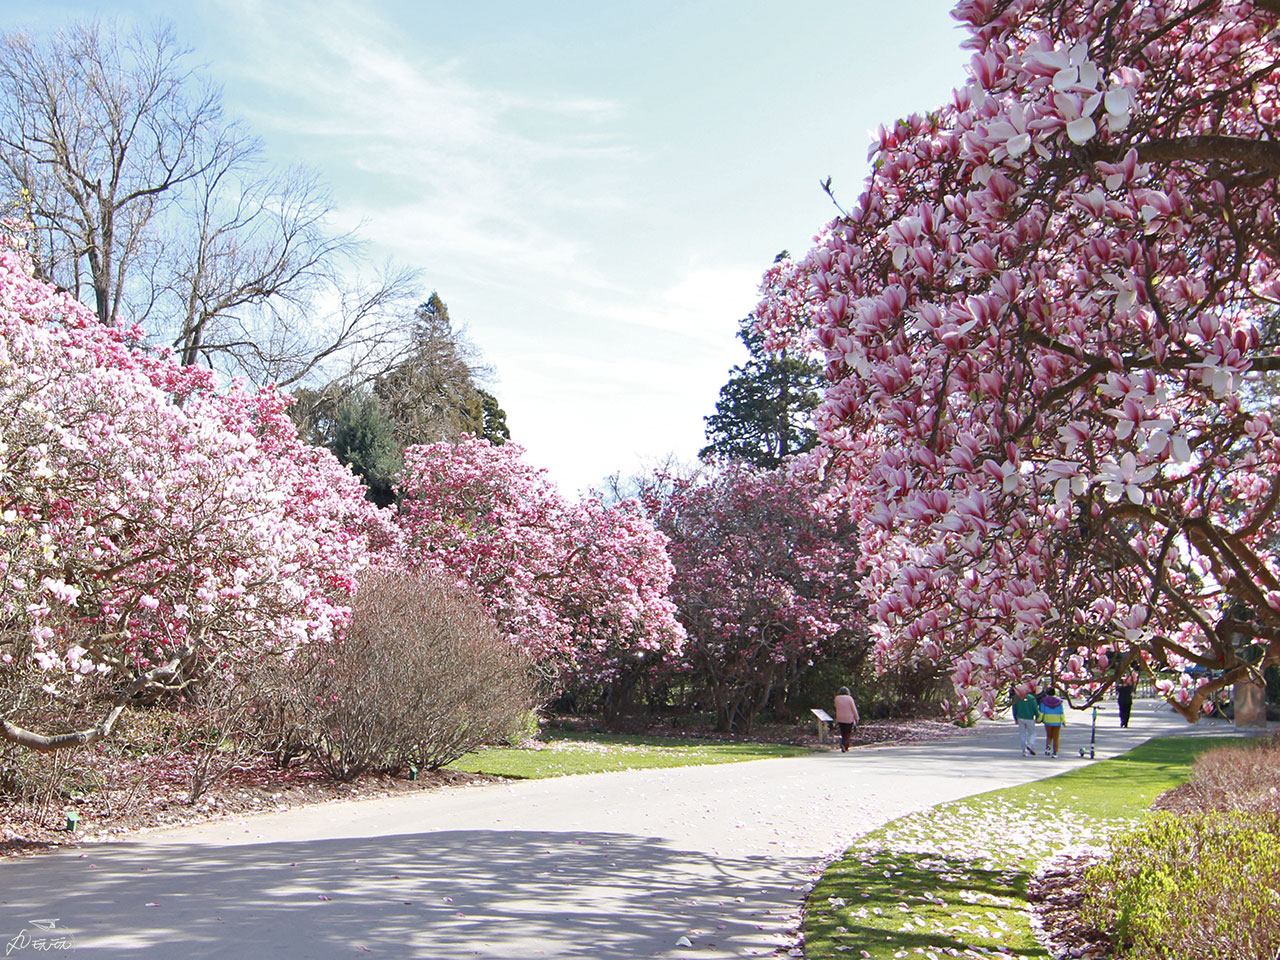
[1106,111,1131,133]
[1053,66,1080,91]
[1066,116,1097,144]
[1006,132,1033,158]
[1172,433,1192,462]
[1104,87,1132,114]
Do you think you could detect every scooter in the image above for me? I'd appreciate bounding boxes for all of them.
[1079,705,1099,759]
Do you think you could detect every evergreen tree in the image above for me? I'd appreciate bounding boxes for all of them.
[374,293,493,447]
[478,388,511,445]
[700,314,824,468]
[332,390,402,507]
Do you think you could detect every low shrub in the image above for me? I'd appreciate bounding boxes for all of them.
[282,568,537,781]
[1081,810,1280,960]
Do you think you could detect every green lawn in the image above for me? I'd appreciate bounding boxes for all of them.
[447,729,817,779]
[804,735,1245,960]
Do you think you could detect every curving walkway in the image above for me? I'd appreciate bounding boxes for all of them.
[0,702,1232,958]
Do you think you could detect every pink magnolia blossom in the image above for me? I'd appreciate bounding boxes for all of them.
[0,231,394,749]
[756,0,1280,721]
[395,437,684,690]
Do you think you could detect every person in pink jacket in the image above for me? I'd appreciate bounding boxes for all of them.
[833,687,861,752]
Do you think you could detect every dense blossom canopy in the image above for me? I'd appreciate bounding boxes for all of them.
[396,437,684,684]
[758,0,1280,718]
[647,455,864,731]
[0,229,395,748]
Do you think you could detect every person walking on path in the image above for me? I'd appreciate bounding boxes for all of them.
[833,687,860,753]
[1116,671,1136,728]
[1012,687,1040,756]
[1038,686,1066,757]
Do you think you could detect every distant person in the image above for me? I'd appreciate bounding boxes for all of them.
[1038,686,1066,757]
[1012,686,1040,756]
[1116,670,1136,728]
[833,687,860,753]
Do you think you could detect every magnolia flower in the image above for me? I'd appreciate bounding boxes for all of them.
[1103,86,1135,132]
[1045,460,1088,504]
[1140,422,1192,462]
[983,458,1022,493]
[1097,452,1158,504]
[40,577,82,607]
[1057,420,1090,455]
[1187,355,1242,397]
[987,103,1033,159]
[1101,271,1139,312]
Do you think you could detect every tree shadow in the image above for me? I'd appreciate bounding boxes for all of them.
[0,829,808,958]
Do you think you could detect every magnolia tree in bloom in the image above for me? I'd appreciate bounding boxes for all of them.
[644,455,864,732]
[0,232,396,750]
[396,437,684,691]
[757,0,1280,719]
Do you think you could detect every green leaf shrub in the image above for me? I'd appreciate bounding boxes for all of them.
[1082,810,1280,960]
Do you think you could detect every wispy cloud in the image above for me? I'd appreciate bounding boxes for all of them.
[214,0,635,291]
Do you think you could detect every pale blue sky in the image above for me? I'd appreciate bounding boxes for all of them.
[6,0,969,493]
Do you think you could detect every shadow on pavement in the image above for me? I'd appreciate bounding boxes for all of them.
[0,829,805,959]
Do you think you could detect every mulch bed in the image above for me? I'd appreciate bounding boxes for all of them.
[0,758,499,858]
[1027,851,1115,959]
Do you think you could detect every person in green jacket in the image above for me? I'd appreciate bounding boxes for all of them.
[1013,687,1040,756]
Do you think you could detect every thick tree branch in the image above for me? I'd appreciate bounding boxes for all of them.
[0,644,198,752]
[1130,136,1280,178]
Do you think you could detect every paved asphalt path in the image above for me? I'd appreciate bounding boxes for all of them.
[0,701,1238,959]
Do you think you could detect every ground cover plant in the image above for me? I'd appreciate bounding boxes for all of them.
[1081,810,1280,960]
[447,729,816,779]
[802,735,1246,960]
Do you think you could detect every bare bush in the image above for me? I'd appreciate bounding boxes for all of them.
[1152,733,1280,815]
[283,569,537,781]
[176,669,263,804]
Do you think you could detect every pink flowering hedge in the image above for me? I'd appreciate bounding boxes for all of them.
[644,455,865,731]
[0,230,397,750]
[396,437,685,693]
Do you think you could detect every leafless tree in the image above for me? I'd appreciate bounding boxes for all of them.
[0,19,417,387]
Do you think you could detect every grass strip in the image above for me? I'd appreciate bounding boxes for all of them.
[804,734,1246,960]
[447,729,816,779]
